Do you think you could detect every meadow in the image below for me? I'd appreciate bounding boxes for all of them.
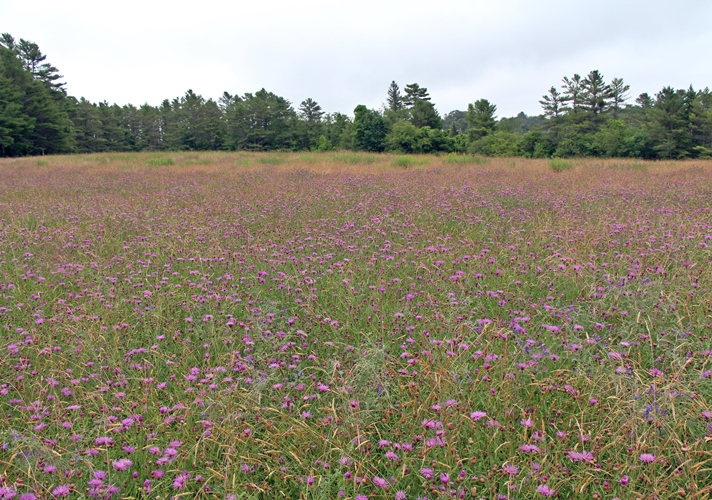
[0,152,710,499]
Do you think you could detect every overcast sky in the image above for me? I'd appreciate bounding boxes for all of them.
[2,0,711,118]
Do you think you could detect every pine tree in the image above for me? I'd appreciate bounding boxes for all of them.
[224,89,296,150]
[467,99,497,141]
[0,45,33,155]
[402,83,430,107]
[0,33,73,155]
[650,86,692,158]
[561,74,585,119]
[410,99,442,129]
[298,98,325,149]
[386,81,402,111]
[539,87,567,119]
[609,78,630,118]
[581,70,612,130]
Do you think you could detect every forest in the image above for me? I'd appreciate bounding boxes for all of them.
[1,33,711,159]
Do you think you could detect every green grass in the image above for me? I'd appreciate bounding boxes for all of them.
[0,152,710,499]
[391,155,429,168]
[549,157,574,171]
[146,156,175,166]
[331,152,382,164]
[442,153,489,165]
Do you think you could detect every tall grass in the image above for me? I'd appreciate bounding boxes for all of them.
[549,158,573,172]
[1,152,710,498]
[442,153,489,165]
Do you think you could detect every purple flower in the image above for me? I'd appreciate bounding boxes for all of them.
[172,472,188,489]
[94,436,114,447]
[502,464,519,475]
[566,450,594,462]
[112,458,133,471]
[0,486,17,499]
[420,468,434,479]
[470,411,487,420]
[373,476,389,488]
[51,485,69,497]
[537,484,555,497]
[639,453,656,463]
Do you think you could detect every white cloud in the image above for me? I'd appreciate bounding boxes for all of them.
[2,0,710,117]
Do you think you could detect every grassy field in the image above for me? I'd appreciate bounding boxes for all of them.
[0,152,711,499]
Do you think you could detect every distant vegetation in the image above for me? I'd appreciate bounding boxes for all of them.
[1,33,711,159]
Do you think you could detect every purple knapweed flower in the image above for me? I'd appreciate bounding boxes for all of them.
[566,450,594,462]
[373,476,389,488]
[537,484,555,496]
[520,444,540,453]
[639,453,656,463]
[112,458,133,471]
[51,485,69,497]
[502,464,519,475]
[420,468,434,479]
[0,486,17,499]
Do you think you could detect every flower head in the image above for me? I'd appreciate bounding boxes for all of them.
[537,484,555,497]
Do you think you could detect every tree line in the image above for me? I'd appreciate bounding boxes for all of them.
[1,34,711,158]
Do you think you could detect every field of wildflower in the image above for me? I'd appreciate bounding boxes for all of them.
[0,152,711,499]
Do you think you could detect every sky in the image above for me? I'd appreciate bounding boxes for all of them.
[2,0,711,118]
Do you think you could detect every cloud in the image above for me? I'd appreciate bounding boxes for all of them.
[2,0,711,117]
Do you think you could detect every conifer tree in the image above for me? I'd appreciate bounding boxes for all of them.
[402,83,430,107]
[467,99,497,141]
[386,81,403,111]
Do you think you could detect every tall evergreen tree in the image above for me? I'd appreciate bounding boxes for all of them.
[0,34,73,155]
[649,86,692,158]
[136,103,164,151]
[467,99,497,141]
[609,78,630,119]
[410,99,442,129]
[402,83,430,107]
[298,98,325,150]
[540,86,567,119]
[386,81,403,111]
[581,70,612,130]
[0,45,33,155]
[68,97,106,152]
[561,74,585,116]
[224,89,296,150]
